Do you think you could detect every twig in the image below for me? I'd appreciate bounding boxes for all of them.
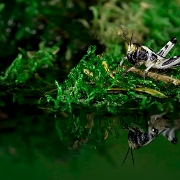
[121,65,180,86]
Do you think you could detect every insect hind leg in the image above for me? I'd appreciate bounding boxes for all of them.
[158,55,180,69]
[161,127,178,144]
[157,37,177,57]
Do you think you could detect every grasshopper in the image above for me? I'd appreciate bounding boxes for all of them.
[120,27,180,74]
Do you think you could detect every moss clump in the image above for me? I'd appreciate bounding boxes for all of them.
[1,0,180,152]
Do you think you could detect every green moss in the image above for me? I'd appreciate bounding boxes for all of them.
[1,0,180,151]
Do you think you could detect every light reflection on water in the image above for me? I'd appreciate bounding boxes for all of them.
[0,130,180,180]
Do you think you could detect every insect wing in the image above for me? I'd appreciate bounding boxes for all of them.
[157,37,177,57]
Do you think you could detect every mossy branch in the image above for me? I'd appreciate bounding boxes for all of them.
[120,66,180,86]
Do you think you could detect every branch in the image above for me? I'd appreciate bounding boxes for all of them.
[120,66,180,86]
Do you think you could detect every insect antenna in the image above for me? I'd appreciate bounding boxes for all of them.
[120,26,129,45]
[130,147,134,166]
[121,147,130,167]
[130,30,134,46]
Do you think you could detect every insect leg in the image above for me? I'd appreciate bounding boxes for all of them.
[145,63,156,72]
[161,127,178,144]
[121,66,135,77]
[120,66,132,77]
[127,66,135,72]
[157,37,177,57]
[143,63,155,78]
[156,56,180,69]
[120,56,127,66]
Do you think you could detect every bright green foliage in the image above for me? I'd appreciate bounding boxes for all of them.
[45,45,167,113]
[43,44,180,146]
[0,45,58,85]
[1,0,180,155]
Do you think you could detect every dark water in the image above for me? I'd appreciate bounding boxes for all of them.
[0,130,180,180]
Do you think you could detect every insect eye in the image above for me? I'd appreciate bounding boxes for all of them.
[151,127,158,134]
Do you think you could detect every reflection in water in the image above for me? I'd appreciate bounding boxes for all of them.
[1,107,180,180]
[128,112,180,149]
[122,111,180,166]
